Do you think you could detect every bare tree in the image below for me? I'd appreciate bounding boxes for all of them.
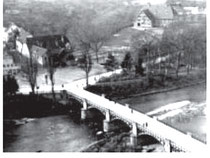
[25,41,38,94]
[131,31,160,78]
[77,42,92,87]
[161,22,206,77]
[46,49,56,101]
[89,22,111,63]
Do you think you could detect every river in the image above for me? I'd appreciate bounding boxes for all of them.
[4,115,97,152]
[118,83,206,113]
[118,83,206,142]
[4,84,206,152]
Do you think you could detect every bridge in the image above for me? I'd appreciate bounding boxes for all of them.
[19,70,207,152]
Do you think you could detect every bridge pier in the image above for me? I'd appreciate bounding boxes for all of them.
[81,99,88,120]
[164,139,171,152]
[130,122,138,147]
[103,110,110,132]
[61,90,67,100]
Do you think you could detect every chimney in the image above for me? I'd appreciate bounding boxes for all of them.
[147,2,151,7]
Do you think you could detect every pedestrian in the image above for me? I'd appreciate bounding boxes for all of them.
[45,74,48,84]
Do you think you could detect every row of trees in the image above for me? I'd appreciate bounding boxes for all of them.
[3,75,19,96]
[4,1,205,97]
[4,0,138,63]
[4,0,140,97]
[128,22,206,80]
[92,19,206,84]
[100,21,206,83]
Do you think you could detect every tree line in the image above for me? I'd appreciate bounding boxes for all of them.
[119,21,206,81]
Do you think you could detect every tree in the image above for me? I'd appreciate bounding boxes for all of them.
[25,40,38,94]
[135,55,144,76]
[89,22,111,63]
[121,52,133,73]
[161,22,206,77]
[160,22,188,78]
[131,31,160,78]
[69,8,111,63]
[3,75,19,96]
[104,52,119,72]
[25,59,38,94]
[46,49,57,101]
[77,43,92,87]
[181,24,206,74]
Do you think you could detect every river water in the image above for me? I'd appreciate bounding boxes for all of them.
[4,84,206,152]
[119,84,206,113]
[118,84,206,142]
[4,115,96,152]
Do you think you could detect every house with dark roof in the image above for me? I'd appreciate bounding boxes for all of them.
[134,5,174,28]
[26,35,74,67]
[26,35,70,49]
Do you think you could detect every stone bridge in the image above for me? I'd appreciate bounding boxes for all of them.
[57,87,207,152]
[19,69,207,152]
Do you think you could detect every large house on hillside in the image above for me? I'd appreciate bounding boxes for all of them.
[134,2,206,28]
[134,5,174,28]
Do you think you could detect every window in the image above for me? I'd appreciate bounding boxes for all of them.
[13,70,16,75]
[3,65,5,68]
[138,23,141,26]
[7,64,10,67]
[11,64,13,67]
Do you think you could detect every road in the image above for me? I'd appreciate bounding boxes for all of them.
[16,63,107,93]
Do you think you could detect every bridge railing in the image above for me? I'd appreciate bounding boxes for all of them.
[21,67,206,152]
[64,87,207,152]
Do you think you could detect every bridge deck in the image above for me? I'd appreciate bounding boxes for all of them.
[18,69,207,152]
[66,87,207,152]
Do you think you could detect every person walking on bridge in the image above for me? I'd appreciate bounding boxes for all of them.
[45,74,48,84]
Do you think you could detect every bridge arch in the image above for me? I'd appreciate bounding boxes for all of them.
[67,97,83,111]
[110,119,131,133]
[137,133,162,146]
[68,94,84,106]
[87,107,106,120]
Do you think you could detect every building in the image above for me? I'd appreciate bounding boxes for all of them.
[3,54,20,76]
[26,35,74,67]
[26,35,70,49]
[170,3,206,22]
[134,5,174,28]
[31,45,47,65]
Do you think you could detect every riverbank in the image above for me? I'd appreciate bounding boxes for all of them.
[3,93,81,119]
[81,132,165,152]
[86,69,206,101]
[4,115,99,152]
[158,102,207,143]
[3,93,106,152]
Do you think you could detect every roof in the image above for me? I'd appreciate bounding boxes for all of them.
[18,28,32,43]
[31,45,47,57]
[143,5,174,20]
[26,35,70,49]
[171,5,186,15]
[50,48,65,55]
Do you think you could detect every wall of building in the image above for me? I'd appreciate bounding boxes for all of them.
[134,12,152,28]
[3,55,20,75]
